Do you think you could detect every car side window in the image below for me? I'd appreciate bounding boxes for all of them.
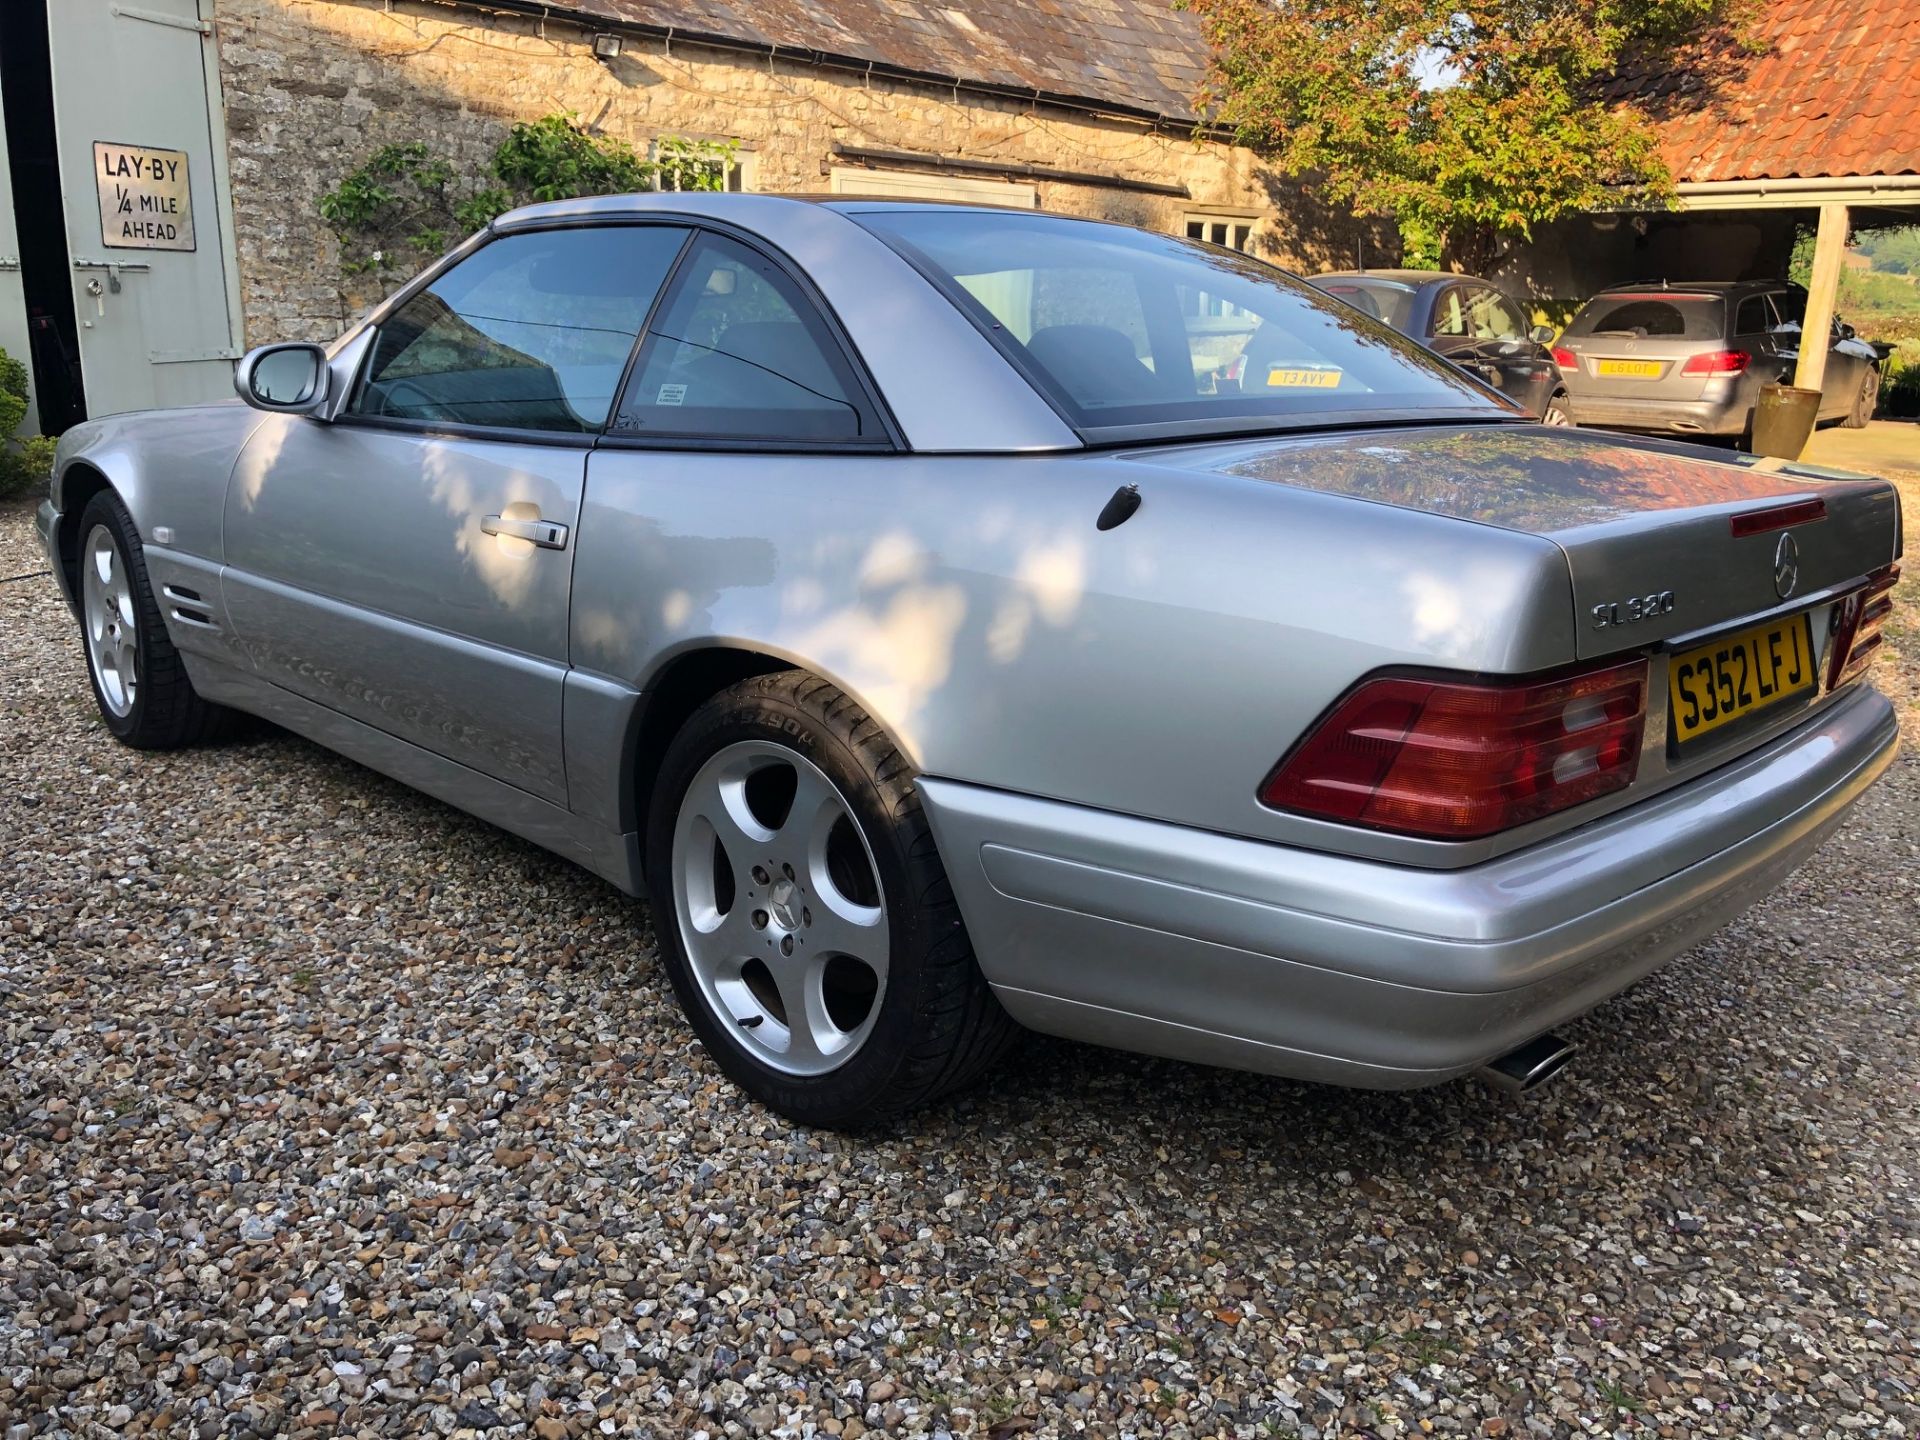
[1466,287,1524,342]
[611,232,883,444]
[1430,288,1469,338]
[351,226,690,433]
[1734,296,1769,335]
[1767,291,1806,332]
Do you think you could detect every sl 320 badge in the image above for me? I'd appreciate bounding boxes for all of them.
[1591,590,1676,629]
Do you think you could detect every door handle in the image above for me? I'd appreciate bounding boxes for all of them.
[481,514,569,549]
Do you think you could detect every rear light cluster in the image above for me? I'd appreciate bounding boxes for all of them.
[1682,350,1751,376]
[1828,564,1901,690]
[1550,346,1578,370]
[1260,660,1648,840]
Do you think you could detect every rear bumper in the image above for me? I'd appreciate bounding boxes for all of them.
[919,685,1899,1088]
[1564,390,1751,436]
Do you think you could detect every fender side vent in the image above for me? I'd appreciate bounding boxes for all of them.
[161,584,217,630]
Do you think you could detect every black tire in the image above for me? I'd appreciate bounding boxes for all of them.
[1542,392,1573,427]
[73,490,233,749]
[1843,368,1879,429]
[644,672,1018,1129]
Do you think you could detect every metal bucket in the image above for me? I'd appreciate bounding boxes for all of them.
[1751,383,1822,460]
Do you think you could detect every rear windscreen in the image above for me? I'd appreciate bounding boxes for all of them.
[1567,295,1724,340]
[1312,280,1416,331]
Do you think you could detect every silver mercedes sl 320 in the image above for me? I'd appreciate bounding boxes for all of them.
[38,195,1903,1128]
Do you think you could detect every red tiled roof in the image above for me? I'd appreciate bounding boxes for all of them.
[1602,0,1920,183]
[554,0,1211,122]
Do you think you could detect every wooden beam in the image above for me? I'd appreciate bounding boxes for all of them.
[1793,202,1848,393]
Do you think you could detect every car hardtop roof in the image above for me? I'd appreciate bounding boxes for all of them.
[1590,278,1798,296]
[1313,269,1463,288]
[491,191,1121,233]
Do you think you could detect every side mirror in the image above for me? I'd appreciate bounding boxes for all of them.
[235,343,330,415]
[1530,324,1555,344]
[1838,322,1856,340]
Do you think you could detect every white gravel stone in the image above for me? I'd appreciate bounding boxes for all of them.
[3,489,1919,1439]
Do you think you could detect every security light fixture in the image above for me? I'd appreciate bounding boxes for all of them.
[591,32,623,60]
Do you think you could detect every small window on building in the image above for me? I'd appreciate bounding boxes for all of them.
[1185,215,1255,252]
[651,140,751,193]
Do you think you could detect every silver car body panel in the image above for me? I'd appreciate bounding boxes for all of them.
[37,194,1906,1091]
[920,684,1898,1085]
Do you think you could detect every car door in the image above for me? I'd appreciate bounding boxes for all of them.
[1764,289,1860,420]
[221,222,692,802]
[1425,284,1477,378]
[1463,284,1554,416]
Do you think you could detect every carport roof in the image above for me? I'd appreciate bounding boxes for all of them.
[527,0,1211,123]
[1602,0,1920,183]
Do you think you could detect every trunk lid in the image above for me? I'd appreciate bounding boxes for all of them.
[1144,424,1902,661]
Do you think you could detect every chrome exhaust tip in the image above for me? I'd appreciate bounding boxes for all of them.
[1478,1033,1576,1095]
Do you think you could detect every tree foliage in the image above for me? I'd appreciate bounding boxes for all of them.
[1179,0,1758,271]
[0,347,57,500]
[319,116,734,282]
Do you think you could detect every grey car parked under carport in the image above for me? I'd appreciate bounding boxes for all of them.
[1554,280,1884,441]
[36,195,1905,1129]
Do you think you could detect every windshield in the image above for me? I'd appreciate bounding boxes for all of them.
[1311,278,1418,331]
[854,210,1513,440]
[1567,294,1726,341]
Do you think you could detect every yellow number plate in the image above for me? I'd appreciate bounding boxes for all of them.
[1266,366,1342,389]
[1668,616,1815,747]
[1595,359,1663,378]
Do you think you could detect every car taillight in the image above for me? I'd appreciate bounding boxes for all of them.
[1828,564,1901,690]
[1550,346,1577,369]
[1682,350,1751,375]
[1259,659,1648,840]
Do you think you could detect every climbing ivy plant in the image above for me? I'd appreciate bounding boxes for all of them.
[319,115,735,284]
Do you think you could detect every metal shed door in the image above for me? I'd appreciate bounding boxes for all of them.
[47,0,242,416]
[0,65,34,434]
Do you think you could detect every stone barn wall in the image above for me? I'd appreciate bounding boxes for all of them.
[211,0,1381,343]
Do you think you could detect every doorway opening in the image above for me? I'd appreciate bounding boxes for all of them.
[1,0,86,431]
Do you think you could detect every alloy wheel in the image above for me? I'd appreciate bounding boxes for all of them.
[670,740,889,1076]
[82,523,138,717]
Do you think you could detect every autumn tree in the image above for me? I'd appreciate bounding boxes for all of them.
[1180,0,1758,271]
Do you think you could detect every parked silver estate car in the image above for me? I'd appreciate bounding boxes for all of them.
[38,196,1903,1128]
[1554,280,1884,441]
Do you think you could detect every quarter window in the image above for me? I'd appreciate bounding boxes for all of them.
[352,226,688,432]
[1431,288,1470,338]
[612,232,882,443]
[1734,296,1769,334]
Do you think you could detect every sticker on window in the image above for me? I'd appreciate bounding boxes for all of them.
[1266,366,1343,389]
[657,383,688,406]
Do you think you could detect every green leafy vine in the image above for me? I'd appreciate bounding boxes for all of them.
[318,115,735,283]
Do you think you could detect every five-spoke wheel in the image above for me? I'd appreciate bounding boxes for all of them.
[646,672,1016,1129]
[82,522,140,718]
[671,740,889,1075]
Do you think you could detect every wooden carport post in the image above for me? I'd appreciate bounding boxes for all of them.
[1792,202,1849,393]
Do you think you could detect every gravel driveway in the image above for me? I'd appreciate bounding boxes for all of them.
[3,491,1917,1440]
